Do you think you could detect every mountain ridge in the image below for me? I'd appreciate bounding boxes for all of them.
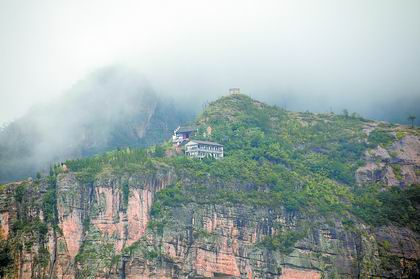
[0,93,419,278]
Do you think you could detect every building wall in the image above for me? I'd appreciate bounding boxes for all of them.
[185,143,223,159]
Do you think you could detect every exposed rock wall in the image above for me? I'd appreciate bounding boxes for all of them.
[0,211,9,239]
[0,165,418,278]
[120,204,418,278]
[356,134,420,187]
[0,168,176,279]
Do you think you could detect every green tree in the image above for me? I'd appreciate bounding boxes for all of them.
[0,240,12,277]
[154,145,165,158]
[407,115,416,128]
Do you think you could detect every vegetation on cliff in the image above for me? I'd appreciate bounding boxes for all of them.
[64,94,419,232]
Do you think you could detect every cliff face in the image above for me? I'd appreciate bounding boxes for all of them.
[0,166,176,279]
[1,168,418,278]
[0,94,419,278]
[124,205,419,279]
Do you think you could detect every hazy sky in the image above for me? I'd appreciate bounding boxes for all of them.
[1,0,420,125]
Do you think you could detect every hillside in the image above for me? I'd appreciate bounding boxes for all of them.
[0,94,419,278]
[0,67,193,182]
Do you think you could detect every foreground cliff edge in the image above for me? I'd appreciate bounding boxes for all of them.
[0,94,419,278]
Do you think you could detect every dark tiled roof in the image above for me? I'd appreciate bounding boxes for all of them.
[188,140,223,147]
[177,126,197,133]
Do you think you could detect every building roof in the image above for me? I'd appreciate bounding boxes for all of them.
[186,140,223,147]
[176,126,197,133]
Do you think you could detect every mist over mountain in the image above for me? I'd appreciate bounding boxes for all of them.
[1,63,418,183]
[0,67,194,182]
[1,1,420,129]
[254,90,420,125]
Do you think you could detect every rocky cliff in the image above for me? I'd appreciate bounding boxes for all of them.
[0,94,419,278]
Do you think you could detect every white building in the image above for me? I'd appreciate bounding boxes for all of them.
[172,126,197,146]
[229,88,240,94]
[185,140,224,159]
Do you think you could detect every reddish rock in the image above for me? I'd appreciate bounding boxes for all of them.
[195,248,241,277]
[280,267,321,279]
[0,211,9,239]
[60,211,83,258]
[127,189,153,246]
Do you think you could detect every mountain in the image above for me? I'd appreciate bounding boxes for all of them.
[0,94,419,278]
[0,67,194,182]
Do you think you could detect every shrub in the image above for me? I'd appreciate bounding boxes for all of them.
[260,230,306,254]
[368,130,394,147]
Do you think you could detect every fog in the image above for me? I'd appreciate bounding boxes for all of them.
[0,67,194,182]
[1,0,420,126]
